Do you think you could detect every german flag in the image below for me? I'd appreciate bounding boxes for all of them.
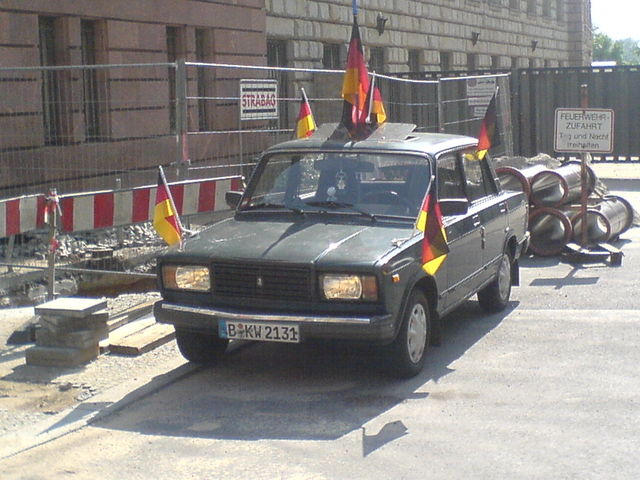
[341,15,370,135]
[153,170,183,246]
[296,88,316,138]
[476,88,500,160]
[365,74,387,126]
[416,192,449,275]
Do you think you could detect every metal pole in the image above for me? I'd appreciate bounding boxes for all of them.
[46,190,58,301]
[437,79,445,133]
[580,84,589,247]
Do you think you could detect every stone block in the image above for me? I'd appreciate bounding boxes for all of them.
[39,309,109,333]
[35,297,107,318]
[25,344,100,368]
[36,325,109,350]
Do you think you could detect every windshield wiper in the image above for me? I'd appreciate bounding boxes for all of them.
[241,202,303,214]
[304,201,377,222]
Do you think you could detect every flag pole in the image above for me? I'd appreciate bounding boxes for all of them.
[366,71,376,124]
[158,165,185,239]
[301,87,310,105]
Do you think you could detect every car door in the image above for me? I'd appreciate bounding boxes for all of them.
[460,150,507,285]
[436,152,483,310]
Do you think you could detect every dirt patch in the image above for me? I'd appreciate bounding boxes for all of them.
[0,379,84,415]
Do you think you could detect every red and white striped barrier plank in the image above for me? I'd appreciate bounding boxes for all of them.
[58,176,243,233]
[0,176,243,238]
[0,194,45,238]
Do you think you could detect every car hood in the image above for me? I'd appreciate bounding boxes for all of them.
[180,215,415,268]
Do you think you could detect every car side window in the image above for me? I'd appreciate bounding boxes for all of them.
[436,154,465,200]
[461,153,497,202]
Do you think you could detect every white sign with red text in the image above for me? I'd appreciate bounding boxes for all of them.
[240,79,278,120]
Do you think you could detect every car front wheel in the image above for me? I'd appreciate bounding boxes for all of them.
[477,252,512,313]
[175,328,229,364]
[385,290,430,378]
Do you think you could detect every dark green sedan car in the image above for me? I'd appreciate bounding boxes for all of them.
[154,123,529,377]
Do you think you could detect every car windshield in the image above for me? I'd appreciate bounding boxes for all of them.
[240,151,432,219]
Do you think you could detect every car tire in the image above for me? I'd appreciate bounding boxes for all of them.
[385,290,430,378]
[477,252,512,313]
[175,328,229,364]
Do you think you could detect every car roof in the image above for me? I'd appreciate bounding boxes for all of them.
[265,123,479,156]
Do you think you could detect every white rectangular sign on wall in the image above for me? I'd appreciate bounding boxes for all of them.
[240,79,278,121]
[554,108,614,153]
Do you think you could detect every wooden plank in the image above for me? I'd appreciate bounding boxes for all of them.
[107,315,156,343]
[108,323,175,356]
[107,299,156,332]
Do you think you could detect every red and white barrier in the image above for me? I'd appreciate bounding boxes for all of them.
[0,176,243,238]
[0,194,45,238]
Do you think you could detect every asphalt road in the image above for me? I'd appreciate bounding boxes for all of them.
[2,184,639,479]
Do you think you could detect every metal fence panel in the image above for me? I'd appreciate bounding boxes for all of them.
[513,66,640,161]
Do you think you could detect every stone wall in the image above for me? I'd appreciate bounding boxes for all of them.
[265,0,592,72]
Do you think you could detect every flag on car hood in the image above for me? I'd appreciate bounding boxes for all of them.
[296,88,316,138]
[476,88,500,159]
[341,15,370,136]
[153,169,183,246]
[416,192,449,275]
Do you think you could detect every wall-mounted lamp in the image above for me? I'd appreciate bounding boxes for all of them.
[471,31,481,46]
[531,40,538,52]
[376,14,388,35]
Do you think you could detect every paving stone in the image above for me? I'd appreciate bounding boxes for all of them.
[25,344,100,368]
[35,325,109,350]
[34,297,107,318]
[38,310,109,332]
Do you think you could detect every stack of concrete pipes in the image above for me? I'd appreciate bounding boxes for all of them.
[496,162,635,256]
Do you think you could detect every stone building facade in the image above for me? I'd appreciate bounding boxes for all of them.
[266,0,592,73]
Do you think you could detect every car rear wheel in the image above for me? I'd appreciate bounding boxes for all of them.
[477,252,512,313]
[175,328,229,364]
[385,290,430,378]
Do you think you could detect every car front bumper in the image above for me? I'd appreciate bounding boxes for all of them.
[154,301,397,343]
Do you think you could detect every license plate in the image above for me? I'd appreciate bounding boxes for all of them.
[218,320,300,343]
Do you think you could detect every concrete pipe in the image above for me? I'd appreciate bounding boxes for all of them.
[495,164,547,200]
[571,195,634,244]
[528,207,573,256]
[530,162,595,208]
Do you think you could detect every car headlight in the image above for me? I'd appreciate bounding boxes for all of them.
[162,265,211,292]
[320,274,378,301]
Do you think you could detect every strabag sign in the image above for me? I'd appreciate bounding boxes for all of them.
[554,108,615,153]
[240,79,278,120]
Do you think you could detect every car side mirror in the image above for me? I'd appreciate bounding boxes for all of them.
[439,198,468,216]
[225,191,243,209]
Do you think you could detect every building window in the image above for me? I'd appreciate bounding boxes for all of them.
[491,55,500,70]
[467,53,476,71]
[195,28,211,132]
[369,47,385,73]
[322,43,341,69]
[81,20,105,142]
[527,0,536,15]
[408,49,421,73]
[556,0,565,21]
[509,0,519,9]
[542,0,551,16]
[266,39,289,127]
[166,26,185,131]
[39,17,64,145]
[440,51,452,72]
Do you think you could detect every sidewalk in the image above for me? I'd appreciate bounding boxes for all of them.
[0,303,190,459]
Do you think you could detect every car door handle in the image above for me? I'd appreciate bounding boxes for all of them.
[472,214,481,228]
[499,202,507,214]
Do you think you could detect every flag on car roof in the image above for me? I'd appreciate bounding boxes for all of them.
[365,73,387,127]
[296,88,316,138]
[341,14,370,136]
[153,168,183,247]
[476,87,500,160]
[416,192,449,275]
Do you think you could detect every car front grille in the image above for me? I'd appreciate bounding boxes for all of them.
[212,262,313,302]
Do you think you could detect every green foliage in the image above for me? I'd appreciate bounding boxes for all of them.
[593,30,640,65]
